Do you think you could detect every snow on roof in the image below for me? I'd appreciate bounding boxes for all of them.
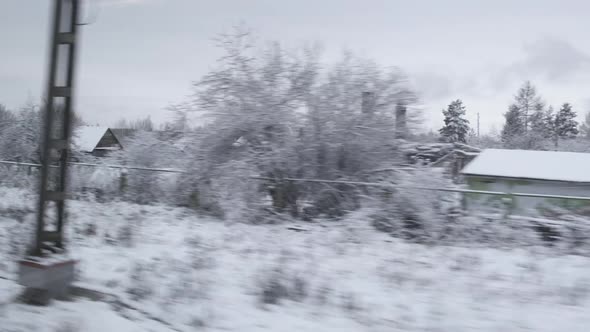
[72,126,109,152]
[462,148,590,183]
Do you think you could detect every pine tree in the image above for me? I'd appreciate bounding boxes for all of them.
[580,111,590,139]
[439,99,470,143]
[501,104,524,145]
[555,103,579,139]
[544,106,556,135]
[0,104,15,132]
[510,81,544,132]
[529,107,545,135]
[530,105,555,139]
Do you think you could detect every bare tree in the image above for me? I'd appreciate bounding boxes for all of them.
[113,118,129,129]
[131,116,154,132]
[113,116,154,131]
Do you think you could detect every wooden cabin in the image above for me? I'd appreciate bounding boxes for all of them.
[72,126,123,157]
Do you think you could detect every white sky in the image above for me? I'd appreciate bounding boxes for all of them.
[2,0,590,133]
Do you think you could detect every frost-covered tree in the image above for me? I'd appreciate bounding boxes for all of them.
[108,130,185,204]
[0,104,19,183]
[503,83,554,150]
[113,116,155,131]
[114,118,129,129]
[193,29,315,163]
[131,116,154,132]
[164,103,191,132]
[555,103,578,139]
[529,105,555,139]
[305,54,415,175]
[474,133,503,149]
[297,55,416,216]
[501,105,524,146]
[0,104,15,132]
[177,27,417,219]
[525,105,558,150]
[580,111,590,140]
[0,100,84,189]
[510,81,544,132]
[176,27,321,217]
[0,103,41,162]
[439,99,470,143]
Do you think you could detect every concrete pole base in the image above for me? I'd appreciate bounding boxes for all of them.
[17,258,76,305]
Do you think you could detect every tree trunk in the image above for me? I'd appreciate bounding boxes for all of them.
[268,179,298,217]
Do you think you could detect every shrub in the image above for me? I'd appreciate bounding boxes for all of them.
[369,168,457,243]
[256,265,310,305]
[53,320,81,332]
[126,262,154,302]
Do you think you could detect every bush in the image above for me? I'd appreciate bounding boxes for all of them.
[369,168,457,243]
[126,262,154,301]
[258,268,289,305]
[308,185,361,219]
[117,223,134,248]
[53,319,81,332]
[256,265,310,305]
[314,282,333,306]
[210,160,267,223]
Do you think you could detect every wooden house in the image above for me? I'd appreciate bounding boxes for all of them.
[72,126,123,157]
[462,149,590,214]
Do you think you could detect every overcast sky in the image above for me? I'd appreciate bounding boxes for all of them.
[2,0,590,132]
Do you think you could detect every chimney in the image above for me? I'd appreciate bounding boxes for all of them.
[361,91,375,115]
[395,102,407,139]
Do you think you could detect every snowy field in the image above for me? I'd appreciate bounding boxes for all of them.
[2,187,590,331]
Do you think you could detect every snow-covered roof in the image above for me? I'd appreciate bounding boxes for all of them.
[72,126,110,152]
[462,148,590,183]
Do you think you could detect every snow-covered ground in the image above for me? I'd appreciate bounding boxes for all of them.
[1,187,590,331]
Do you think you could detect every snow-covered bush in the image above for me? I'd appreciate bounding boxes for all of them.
[53,319,81,332]
[3,219,35,262]
[186,305,215,329]
[369,168,458,243]
[373,202,590,251]
[560,278,590,306]
[105,131,187,205]
[175,174,224,217]
[69,166,120,202]
[210,159,267,223]
[0,165,38,189]
[126,261,155,302]
[164,257,212,303]
[298,182,363,219]
[99,211,141,248]
[256,266,290,305]
[313,282,333,306]
[340,291,364,314]
[117,223,134,248]
[255,262,310,305]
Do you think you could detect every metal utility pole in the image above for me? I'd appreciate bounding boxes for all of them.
[477,112,480,138]
[18,0,80,304]
[32,0,80,256]
[395,101,407,139]
[361,91,375,115]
